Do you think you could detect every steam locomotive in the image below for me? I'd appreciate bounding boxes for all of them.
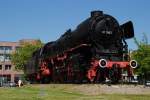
[25,11,137,83]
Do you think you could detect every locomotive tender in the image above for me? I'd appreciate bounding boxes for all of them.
[26,11,137,83]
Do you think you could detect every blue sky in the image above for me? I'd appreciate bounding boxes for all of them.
[0,0,150,50]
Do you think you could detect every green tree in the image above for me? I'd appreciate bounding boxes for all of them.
[132,33,150,75]
[11,40,43,70]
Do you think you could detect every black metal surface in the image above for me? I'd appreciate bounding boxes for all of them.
[40,11,130,58]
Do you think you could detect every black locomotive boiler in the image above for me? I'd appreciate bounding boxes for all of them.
[26,11,137,83]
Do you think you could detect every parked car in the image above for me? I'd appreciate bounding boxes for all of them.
[2,82,17,87]
[145,81,150,86]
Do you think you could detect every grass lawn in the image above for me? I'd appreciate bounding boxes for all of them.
[0,84,150,100]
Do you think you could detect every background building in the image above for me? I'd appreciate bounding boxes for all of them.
[0,39,37,84]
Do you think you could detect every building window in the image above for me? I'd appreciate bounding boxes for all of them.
[2,75,11,82]
[5,46,12,54]
[0,46,4,53]
[0,54,5,62]
[5,54,11,61]
[0,65,2,70]
[0,54,11,62]
[5,65,11,70]
[0,46,12,54]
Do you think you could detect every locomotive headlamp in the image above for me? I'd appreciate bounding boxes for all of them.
[130,60,137,69]
[99,59,107,68]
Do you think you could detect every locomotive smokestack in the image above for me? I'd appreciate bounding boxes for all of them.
[91,11,103,17]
